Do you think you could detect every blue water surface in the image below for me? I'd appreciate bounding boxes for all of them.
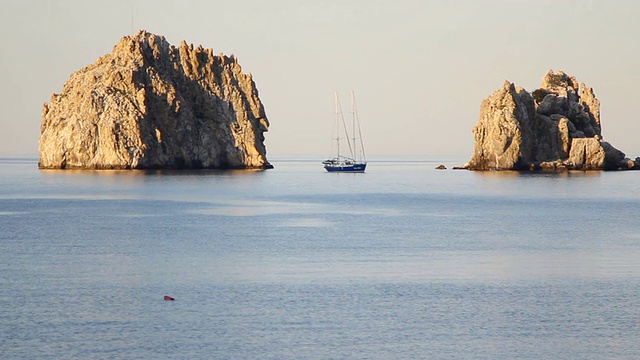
[1,157,639,359]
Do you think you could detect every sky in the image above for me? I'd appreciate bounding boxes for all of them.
[1,0,639,160]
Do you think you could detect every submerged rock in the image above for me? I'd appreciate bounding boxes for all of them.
[39,30,272,170]
[462,70,638,171]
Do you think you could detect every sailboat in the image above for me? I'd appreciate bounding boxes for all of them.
[322,91,367,173]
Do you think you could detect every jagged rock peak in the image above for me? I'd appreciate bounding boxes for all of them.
[39,30,271,170]
[462,70,639,171]
[540,69,579,96]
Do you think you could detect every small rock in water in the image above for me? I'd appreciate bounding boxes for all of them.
[436,165,446,170]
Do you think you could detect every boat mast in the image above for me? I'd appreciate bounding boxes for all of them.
[334,91,340,159]
[352,92,366,163]
[351,91,357,161]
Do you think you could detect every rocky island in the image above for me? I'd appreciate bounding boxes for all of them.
[39,30,272,170]
[460,70,639,171]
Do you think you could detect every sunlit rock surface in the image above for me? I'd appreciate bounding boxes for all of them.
[39,30,271,170]
[462,70,638,171]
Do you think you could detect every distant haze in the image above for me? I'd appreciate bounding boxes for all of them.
[1,0,639,159]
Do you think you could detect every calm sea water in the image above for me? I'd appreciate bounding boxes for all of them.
[1,157,640,359]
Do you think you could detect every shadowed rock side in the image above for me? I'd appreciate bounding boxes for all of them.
[461,70,639,171]
[39,30,272,170]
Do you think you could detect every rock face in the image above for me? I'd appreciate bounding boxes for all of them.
[463,70,639,171]
[39,30,272,169]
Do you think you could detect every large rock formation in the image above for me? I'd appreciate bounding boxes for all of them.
[39,30,272,169]
[462,70,639,171]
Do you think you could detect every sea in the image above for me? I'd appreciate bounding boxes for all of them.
[1,156,639,359]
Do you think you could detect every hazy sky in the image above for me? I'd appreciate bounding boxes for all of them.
[1,0,639,159]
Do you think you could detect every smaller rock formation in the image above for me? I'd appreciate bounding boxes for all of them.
[462,70,638,171]
[436,165,446,170]
[39,30,272,170]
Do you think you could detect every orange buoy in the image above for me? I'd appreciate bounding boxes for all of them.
[164,295,175,301]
